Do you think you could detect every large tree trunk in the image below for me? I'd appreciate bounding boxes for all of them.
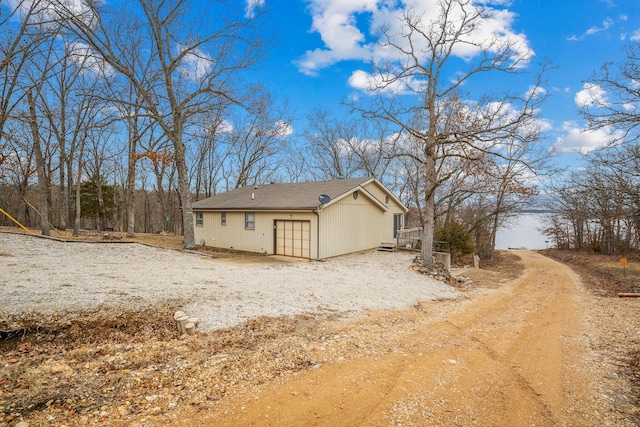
[73,180,82,236]
[420,152,436,270]
[59,145,68,230]
[173,135,195,249]
[96,177,106,231]
[126,145,137,237]
[154,166,168,232]
[73,141,86,237]
[27,90,50,236]
[488,193,506,265]
[421,191,435,269]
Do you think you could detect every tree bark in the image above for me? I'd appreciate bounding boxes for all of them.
[126,140,137,237]
[27,90,50,236]
[174,135,195,248]
[95,177,106,232]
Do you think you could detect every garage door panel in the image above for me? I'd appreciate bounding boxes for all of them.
[275,220,310,258]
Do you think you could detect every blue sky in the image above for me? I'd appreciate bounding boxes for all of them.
[250,0,640,170]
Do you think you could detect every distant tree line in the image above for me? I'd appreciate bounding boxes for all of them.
[545,144,640,254]
[544,41,640,254]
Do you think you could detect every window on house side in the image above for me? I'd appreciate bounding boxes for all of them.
[245,212,255,230]
[221,212,227,226]
[196,212,203,227]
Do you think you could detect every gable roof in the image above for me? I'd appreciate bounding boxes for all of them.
[192,177,403,211]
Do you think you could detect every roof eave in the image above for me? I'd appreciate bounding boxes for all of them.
[192,206,318,212]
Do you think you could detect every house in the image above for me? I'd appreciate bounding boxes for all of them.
[191,177,407,260]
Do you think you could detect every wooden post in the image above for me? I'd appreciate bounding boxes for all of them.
[185,322,195,335]
[174,311,198,335]
[618,293,640,298]
[176,316,189,334]
[174,310,187,334]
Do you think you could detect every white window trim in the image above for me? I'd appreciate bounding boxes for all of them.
[245,212,255,230]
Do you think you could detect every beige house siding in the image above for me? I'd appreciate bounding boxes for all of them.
[361,180,405,213]
[317,188,404,259]
[194,210,317,257]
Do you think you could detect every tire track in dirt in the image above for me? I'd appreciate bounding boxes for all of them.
[171,251,606,426]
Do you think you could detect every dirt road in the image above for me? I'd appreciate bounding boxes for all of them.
[175,251,623,426]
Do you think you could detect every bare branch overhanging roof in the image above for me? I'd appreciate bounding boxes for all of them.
[192,177,377,210]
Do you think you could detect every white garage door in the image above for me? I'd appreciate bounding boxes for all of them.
[275,220,310,258]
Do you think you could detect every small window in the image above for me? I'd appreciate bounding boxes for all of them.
[196,212,203,227]
[245,212,255,230]
[221,212,227,226]
[353,191,358,200]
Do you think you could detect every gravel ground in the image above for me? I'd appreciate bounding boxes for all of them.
[0,232,459,331]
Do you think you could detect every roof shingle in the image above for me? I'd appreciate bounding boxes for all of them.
[192,177,373,210]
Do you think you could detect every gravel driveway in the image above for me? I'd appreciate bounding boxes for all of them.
[0,232,459,331]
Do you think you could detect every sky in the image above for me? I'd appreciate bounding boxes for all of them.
[250,0,640,170]
[5,0,639,172]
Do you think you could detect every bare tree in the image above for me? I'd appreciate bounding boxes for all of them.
[0,0,51,141]
[191,109,231,200]
[19,26,65,236]
[545,180,591,250]
[304,108,364,180]
[545,146,638,254]
[25,88,51,234]
[579,41,640,143]
[349,0,547,269]
[53,0,269,248]
[0,132,35,225]
[304,108,399,182]
[37,39,105,230]
[222,89,291,189]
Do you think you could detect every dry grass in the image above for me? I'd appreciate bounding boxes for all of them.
[460,251,525,290]
[542,249,640,297]
[1,305,349,424]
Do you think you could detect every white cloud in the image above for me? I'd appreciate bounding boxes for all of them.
[485,0,514,5]
[296,0,533,76]
[8,0,99,27]
[177,45,213,82]
[274,120,293,138]
[67,42,114,77]
[630,30,640,41]
[526,85,547,99]
[348,70,373,92]
[570,16,620,41]
[217,119,234,134]
[575,83,607,108]
[202,118,234,134]
[348,68,426,95]
[245,0,264,18]
[586,18,613,35]
[294,0,378,76]
[553,121,621,154]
